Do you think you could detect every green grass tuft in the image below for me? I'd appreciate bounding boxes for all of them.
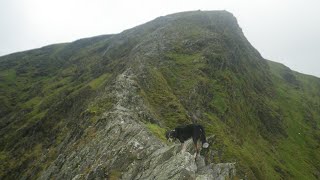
[146,123,167,142]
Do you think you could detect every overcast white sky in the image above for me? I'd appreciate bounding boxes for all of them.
[0,0,319,77]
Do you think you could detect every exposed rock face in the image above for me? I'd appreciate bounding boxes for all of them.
[39,70,235,179]
[123,139,236,180]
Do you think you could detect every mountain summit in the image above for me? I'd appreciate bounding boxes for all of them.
[1,10,320,179]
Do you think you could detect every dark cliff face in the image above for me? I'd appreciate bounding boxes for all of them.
[0,10,320,179]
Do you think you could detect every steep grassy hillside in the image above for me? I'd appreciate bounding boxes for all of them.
[267,60,320,178]
[0,10,319,179]
[0,35,119,178]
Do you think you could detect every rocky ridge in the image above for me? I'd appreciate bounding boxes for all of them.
[39,69,235,179]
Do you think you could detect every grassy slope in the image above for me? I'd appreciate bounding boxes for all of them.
[267,60,320,179]
[0,35,119,178]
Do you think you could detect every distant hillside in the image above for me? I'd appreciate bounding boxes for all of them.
[0,10,319,179]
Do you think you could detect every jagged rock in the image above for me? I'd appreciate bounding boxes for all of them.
[212,163,236,179]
